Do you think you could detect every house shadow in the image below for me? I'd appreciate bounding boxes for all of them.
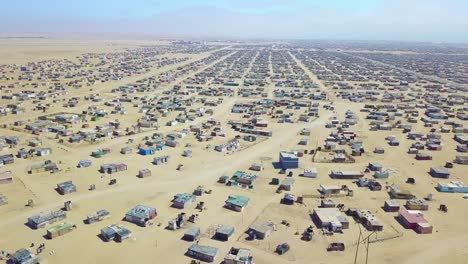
[309,214,321,228]
[272,162,282,170]
[24,222,36,230]
[54,188,64,195]
[96,233,109,242]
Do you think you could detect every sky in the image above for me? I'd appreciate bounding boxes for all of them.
[1,0,467,42]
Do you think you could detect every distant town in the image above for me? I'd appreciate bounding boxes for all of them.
[0,39,467,264]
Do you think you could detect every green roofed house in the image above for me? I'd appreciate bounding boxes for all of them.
[187,243,219,263]
[225,195,250,212]
[46,222,76,239]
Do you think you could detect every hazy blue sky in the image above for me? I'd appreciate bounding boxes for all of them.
[1,0,467,42]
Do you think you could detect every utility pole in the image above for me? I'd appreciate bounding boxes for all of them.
[354,227,362,264]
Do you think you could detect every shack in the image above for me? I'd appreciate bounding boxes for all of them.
[46,222,76,239]
[429,167,450,178]
[100,163,127,174]
[437,181,468,193]
[311,208,349,232]
[303,168,318,178]
[248,222,274,240]
[86,209,111,224]
[384,200,400,212]
[224,247,253,264]
[330,170,364,179]
[29,160,58,174]
[406,199,429,210]
[27,210,66,229]
[153,155,170,165]
[183,227,201,241]
[57,181,76,195]
[172,193,196,209]
[215,225,235,241]
[10,248,39,264]
[125,205,157,226]
[280,178,295,191]
[389,185,415,199]
[0,170,13,184]
[225,195,250,212]
[187,243,218,263]
[100,224,132,242]
[138,168,152,178]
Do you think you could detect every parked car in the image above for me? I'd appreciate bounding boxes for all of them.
[276,243,290,255]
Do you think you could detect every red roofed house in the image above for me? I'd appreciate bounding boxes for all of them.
[398,208,433,234]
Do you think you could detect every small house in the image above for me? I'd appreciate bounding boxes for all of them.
[429,167,450,178]
[405,199,429,211]
[138,147,154,156]
[0,154,14,165]
[153,155,170,165]
[374,147,385,154]
[330,170,364,179]
[218,175,229,184]
[384,200,400,212]
[86,209,111,224]
[100,163,127,174]
[10,248,39,264]
[248,222,274,240]
[215,225,235,241]
[225,195,250,212]
[77,159,92,168]
[29,160,58,174]
[187,243,218,263]
[0,170,13,184]
[36,148,51,156]
[398,209,433,234]
[100,224,132,242]
[57,181,76,195]
[224,247,253,264]
[231,171,257,186]
[138,168,152,178]
[320,199,335,208]
[454,156,468,165]
[389,185,415,199]
[172,193,196,209]
[303,168,317,178]
[279,151,299,169]
[437,181,468,193]
[282,193,296,205]
[374,170,389,179]
[125,205,157,226]
[416,153,432,160]
[46,222,76,239]
[311,208,349,232]
[183,227,201,241]
[280,178,295,191]
[249,163,263,171]
[355,210,383,231]
[27,210,66,229]
[368,162,383,171]
[120,147,133,155]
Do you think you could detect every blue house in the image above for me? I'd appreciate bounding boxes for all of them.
[138,148,154,156]
[437,182,468,193]
[279,151,299,169]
